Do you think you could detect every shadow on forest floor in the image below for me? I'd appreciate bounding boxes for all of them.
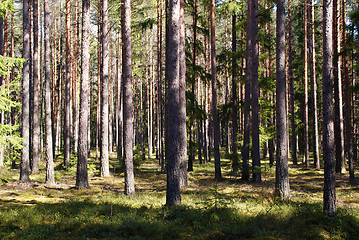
[0,151,359,239]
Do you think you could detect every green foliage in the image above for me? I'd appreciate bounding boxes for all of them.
[0,0,14,18]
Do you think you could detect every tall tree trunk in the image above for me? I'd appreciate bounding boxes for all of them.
[333,0,345,174]
[242,0,252,181]
[179,0,187,187]
[20,0,31,182]
[288,0,297,165]
[309,0,320,169]
[323,0,336,217]
[211,0,221,181]
[275,0,289,199]
[76,0,90,189]
[31,0,40,174]
[64,0,71,167]
[251,0,260,182]
[44,0,55,185]
[122,0,135,196]
[100,0,110,177]
[304,0,310,168]
[342,0,354,183]
[166,0,181,205]
[231,11,239,175]
[96,0,102,163]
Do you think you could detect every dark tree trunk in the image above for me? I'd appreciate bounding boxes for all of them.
[304,0,310,168]
[166,0,181,206]
[323,0,336,217]
[44,0,55,185]
[242,0,252,181]
[64,0,71,167]
[211,0,221,181]
[100,0,110,177]
[122,0,135,196]
[275,0,289,199]
[31,0,40,174]
[231,11,239,175]
[76,0,91,189]
[179,0,188,188]
[20,0,31,182]
[251,0,260,182]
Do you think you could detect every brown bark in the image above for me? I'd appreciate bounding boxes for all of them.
[64,0,71,167]
[304,0,310,168]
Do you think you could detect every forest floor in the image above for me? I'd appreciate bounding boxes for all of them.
[0,149,359,240]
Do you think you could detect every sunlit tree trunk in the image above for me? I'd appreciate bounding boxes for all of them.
[64,0,71,167]
[122,0,135,195]
[323,0,336,217]
[76,0,91,189]
[275,0,289,199]
[44,0,55,185]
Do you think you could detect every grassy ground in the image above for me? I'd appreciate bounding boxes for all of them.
[0,150,358,240]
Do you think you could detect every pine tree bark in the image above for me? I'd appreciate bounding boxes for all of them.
[304,0,310,168]
[231,11,239,175]
[44,0,55,185]
[210,0,221,181]
[242,0,252,181]
[100,0,110,177]
[323,0,336,217]
[251,0,260,182]
[166,0,181,205]
[64,0,71,167]
[310,0,320,169]
[288,0,297,165]
[76,0,90,189]
[275,0,290,199]
[333,0,345,174]
[179,0,188,187]
[20,0,31,182]
[122,0,135,196]
[31,0,40,174]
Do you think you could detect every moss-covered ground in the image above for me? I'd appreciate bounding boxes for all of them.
[0,150,358,239]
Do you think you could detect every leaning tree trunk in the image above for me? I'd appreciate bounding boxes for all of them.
[275,0,290,199]
[323,0,336,217]
[100,0,110,177]
[165,0,181,206]
[64,0,71,167]
[44,0,55,185]
[31,0,40,174]
[76,0,90,189]
[20,0,31,182]
[122,0,135,196]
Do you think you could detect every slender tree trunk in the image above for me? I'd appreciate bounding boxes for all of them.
[64,0,71,167]
[304,0,310,168]
[31,0,40,174]
[96,0,102,163]
[342,0,355,183]
[100,0,110,177]
[310,0,320,169]
[275,0,289,199]
[179,0,188,187]
[323,0,336,217]
[231,11,239,175]
[122,0,135,196]
[20,0,31,182]
[210,0,221,181]
[76,0,90,189]
[251,0,260,182]
[44,0,55,185]
[242,0,252,181]
[333,0,345,173]
[288,0,297,165]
